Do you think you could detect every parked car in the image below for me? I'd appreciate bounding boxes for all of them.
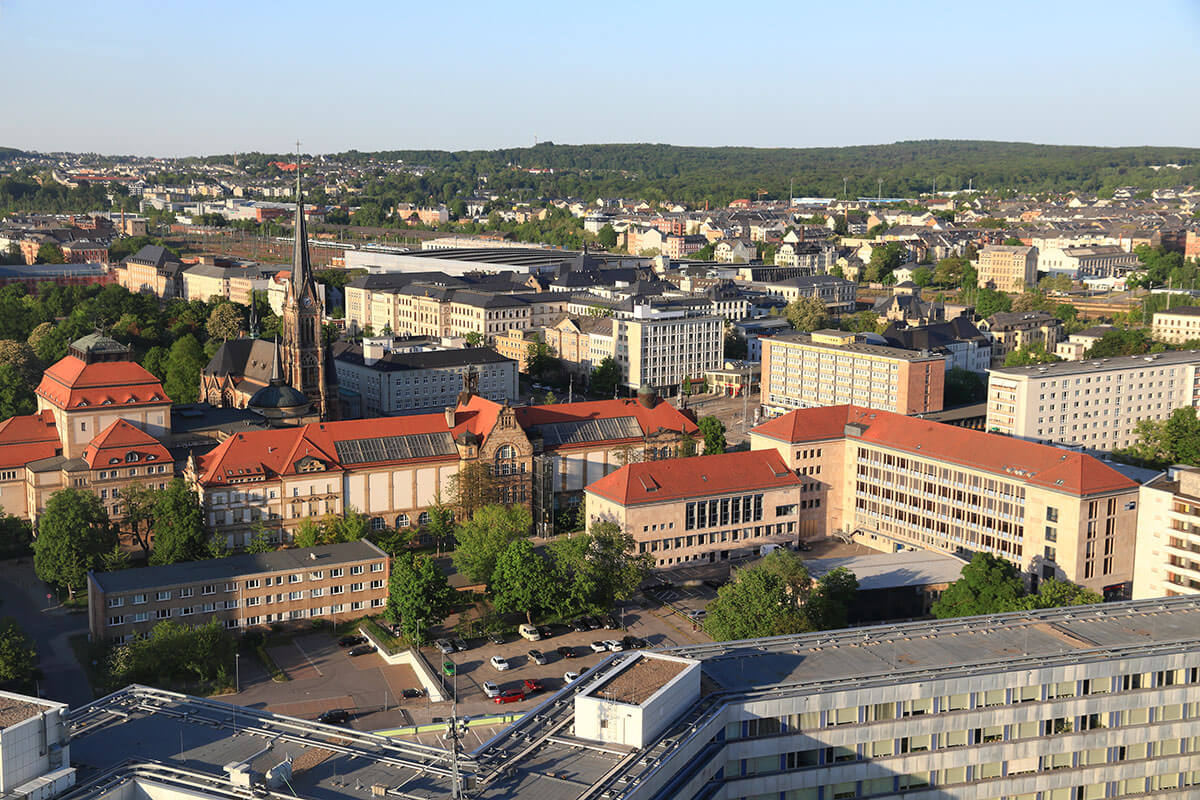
[797,541,813,552]
[482,681,500,698]
[488,632,506,645]
[589,641,607,653]
[338,635,366,647]
[518,623,541,641]
[529,649,548,665]
[563,671,581,683]
[401,688,423,699]
[522,678,544,693]
[603,639,624,652]
[348,644,375,657]
[450,637,469,652]
[570,618,589,633]
[602,614,620,630]
[442,661,456,676]
[317,709,350,725]
[584,616,602,630]
[556,645,577,659]
[536,625,553,640]
[435,638,455,655]
[490,655,510,671]
[621,635,647,650]
[494,689,525,704]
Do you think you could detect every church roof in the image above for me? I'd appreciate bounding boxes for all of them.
[202,338,276,390]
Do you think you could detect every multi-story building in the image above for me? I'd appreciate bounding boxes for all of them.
[761,330,945,416]
[750,405,1140,592]
[61,596,1200,800]
[187,391,698,545]
[714,238,756,263]
[773,241,836,272]
[1134,465,1200,599]
[1153,306,1200,345]
[60,240,109,264]
[585,449,803,569]
[1039,244,1138,278]
[86,540,390,644]
[978,244,1038,291]
[181,258,267,305]
[986,350,1200,452]
[1055,325,1117,360]
[332,340,518,417]
[494,315,616,379]
[755,275,857,313]
[612,309,723,392]
[880,317,992,374]
[979,310,1064,365]
[116,244,183,299]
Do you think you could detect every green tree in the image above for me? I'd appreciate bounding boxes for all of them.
[699,416,726,455]
[385,552,456,645]
[1003,237,1025,247]
[463,330,484,347]
[590,357,622,397]
[931,553,1025,618]
[141,345,169,380]
[1003,342,1060,367]
[974,288,1012,318]
[944,367,986,406]
[0,363,35,419]
[0,339,41,385]
[784,295,832,332]
[35,243,64,264]
[205,302,242,341]
[803,567,859,630]
[597,224,618,249]
[0,618,37,690]
[1018,579,1102,610]
[705,565,805,641]
[452,503,531,584]
[148,479,210,565]
[1084,329,1154,358]
[33,489,115,598]
[325,508,370,543]
[446,460,500,520]
[910,266,933,287]
[1039,273,1073,294]
[490,539,554,623]
[864,242,907,282]
[293,518,323,549]
[841,310,883,334]
[28,321,67,364]
[0,514,32,559]
[1116,406,1200,469]
[526,337,558,381]
[101,543,133,571]
[245,526,275,554]
[164,334,204,403]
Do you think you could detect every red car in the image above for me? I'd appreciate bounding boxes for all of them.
[522,678,544,693]
[493,689,526,704]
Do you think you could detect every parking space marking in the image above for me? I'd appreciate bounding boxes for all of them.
[293,639,324,677]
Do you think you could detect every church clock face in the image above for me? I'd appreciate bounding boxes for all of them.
[303,297,313,308]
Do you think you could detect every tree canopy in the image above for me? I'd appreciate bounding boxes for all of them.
[698,416,726,455]
[785,296,832,332]
[147,479,211,565]
[490,539,555,623]
[386,552,456,645]
[33,489,115,598]
[452,503,532,584]
[931,552,1102,618]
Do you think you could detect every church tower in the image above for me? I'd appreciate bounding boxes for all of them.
[281,168,338,418]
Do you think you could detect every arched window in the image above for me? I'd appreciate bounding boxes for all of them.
[494,444,517,476]
[396,513,410,528]
[418,511,431,526]
[370,516,385,531]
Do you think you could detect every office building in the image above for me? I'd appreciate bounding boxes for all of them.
[87,540,389,644]
[59,596,1200,800]
[986,350,1200,452]
[1133,465,1200,600]
[761,330,945,416]
[1152,306,1200,345]
[750,405,1140,592]
[978,244,1038,292]
[0,691,71,797]
[611,309,723,392]
[584,449,803,569]
[755,274,857,313]
[1039,245,1138,277]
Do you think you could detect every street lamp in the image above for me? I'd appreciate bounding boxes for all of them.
[235,652,240,694]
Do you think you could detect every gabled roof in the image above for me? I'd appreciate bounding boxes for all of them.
[515,398,699,447]
[196,426,343,485]
[751,405,1137,497]
[0,411,60,469]
[82,419,171,469]
[586,449,800,506]
[36,355,167,410]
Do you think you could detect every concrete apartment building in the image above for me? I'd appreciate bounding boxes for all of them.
[986,350,1200,452]
[1133,465,1200,600]
[331,340,518,417]
[612,309,723,393]
[584,449,803,569]
[760,330,945,417]
[87,540,390,644]
[979,310,1064,365]
[1039,244,1138,277]
[1056,325,1117,361]
[756,274,857,313]
[59,597,1200,800]
[347,283,567,342]
[978,244,1038,291]
[1152,306,1200,344]
[180,258,268,305]
[751,405,1140,593]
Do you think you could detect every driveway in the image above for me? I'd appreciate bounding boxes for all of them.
[0,558,92,706]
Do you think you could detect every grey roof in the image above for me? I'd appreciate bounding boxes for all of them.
[202,338,275,386]
[990,349,1200,378]
[89,540,386,594]
[986,310,1059,329]
[124,244,177,269]
[769,331,944,362]
[882,317,988,350]
[802,550,966,591]
[184,262,264,280]
[332,343,516,372]
[1155,305,1200,317]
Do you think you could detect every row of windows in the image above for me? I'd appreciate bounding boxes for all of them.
[685,494,765,530]
[639,523,793,554]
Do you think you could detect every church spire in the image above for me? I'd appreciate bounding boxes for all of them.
[292,164,312,297]
[269,336,282,384]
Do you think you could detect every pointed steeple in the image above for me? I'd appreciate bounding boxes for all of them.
[248,294,259,338]
[291,166,312,297]
[269,336,282,385]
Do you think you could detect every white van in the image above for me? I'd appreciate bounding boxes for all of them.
[759,543,782,556]
[518,623,541,641]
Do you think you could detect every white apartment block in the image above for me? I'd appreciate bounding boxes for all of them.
[1134,465,1200,600]
[612,308,723,392]
[1039,245,1138,278]
[1153,307,1200,345]
[987,351,1200,452]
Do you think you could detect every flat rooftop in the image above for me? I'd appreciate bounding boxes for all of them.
[590,654,689,705]
[802,550,966,591]
[0,692,60,729]
[990,348,1200,378]
[769,331,941,361]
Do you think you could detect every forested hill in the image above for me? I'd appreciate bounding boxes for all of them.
[320,140,1200,205]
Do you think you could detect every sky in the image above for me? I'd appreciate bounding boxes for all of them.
[3,0,1199,157]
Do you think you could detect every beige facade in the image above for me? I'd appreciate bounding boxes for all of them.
[346,284,568,342]
[977,245,1037,292]
[1133,466,1200,599]
[760,331,945,416]
[751,406,1140,593]
[87,540,390,644]
[615,312,723,391]
[986,350,1200,451]
[980,311,1063,364]
[1152,306,1200,344]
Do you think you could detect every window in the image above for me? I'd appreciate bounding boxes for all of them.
[371,562,384,572]
[155,608,171,620]
[350,565,364,575]
[289,591,303,601]
[107,597,124,608]
[202,585,216,595]
[350,582,364,592]
[396,513,410,528]
[108,615,124,626]
[178,587,194,598]
[132,593,147,604]
[288,573,302,584]
[330,568,343,578]
[155,591,171,601]
[370,516,385,531]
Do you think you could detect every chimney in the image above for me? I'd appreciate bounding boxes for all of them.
[444,406,456,428]
[362,336,386,366]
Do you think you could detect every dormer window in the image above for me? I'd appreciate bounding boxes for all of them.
[126,453,139,463]
[108,458,120,465]
[146,454,156,461]
[102,399,113,405]
[77,400,89,407]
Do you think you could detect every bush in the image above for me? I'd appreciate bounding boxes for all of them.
[104,618,236,690]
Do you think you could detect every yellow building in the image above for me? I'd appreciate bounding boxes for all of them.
[1133,465,1200,599]
[977,244,1037,292]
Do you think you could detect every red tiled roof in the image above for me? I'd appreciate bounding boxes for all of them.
[36,356,167,410]
[586,449,800,506]
[515,398,699,443]
[751,405,1137,496]
[0,411,60,469]
[82,419,171,469]
[197,426,342,485]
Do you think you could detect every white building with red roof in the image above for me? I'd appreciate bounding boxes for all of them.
[749,405,1142,594]
[0,334,176,522]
